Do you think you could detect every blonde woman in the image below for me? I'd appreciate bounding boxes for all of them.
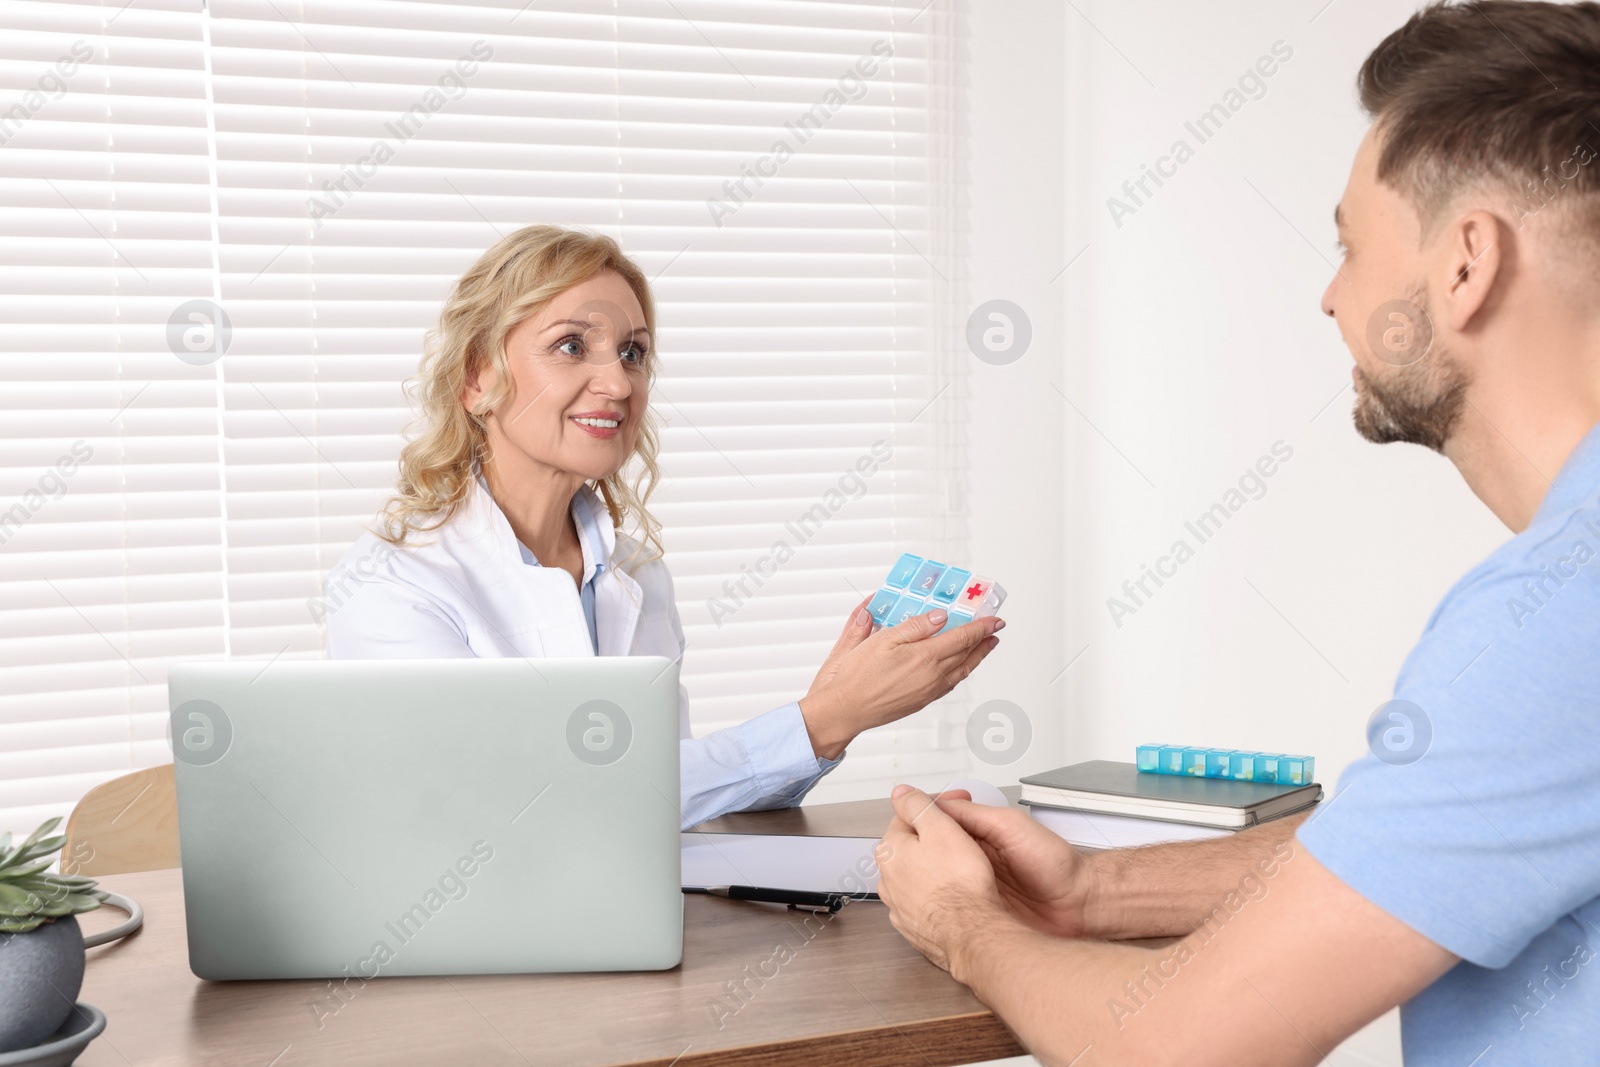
[324,225,1003,828]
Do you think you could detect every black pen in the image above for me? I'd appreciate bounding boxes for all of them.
[683,885,877,912]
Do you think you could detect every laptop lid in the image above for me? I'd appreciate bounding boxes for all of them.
[168,657,682,980]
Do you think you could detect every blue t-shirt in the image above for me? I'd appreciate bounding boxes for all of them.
[1299,423,1600,1064]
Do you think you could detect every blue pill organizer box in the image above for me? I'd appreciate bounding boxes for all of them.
[1136,743,1315,786]
[866,553,1006,635]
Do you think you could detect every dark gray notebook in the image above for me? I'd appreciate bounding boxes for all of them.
[1018,759,1321,829]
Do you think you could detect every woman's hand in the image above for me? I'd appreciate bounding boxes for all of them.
[799,596,1003,760]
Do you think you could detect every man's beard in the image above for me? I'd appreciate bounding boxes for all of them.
[1352,296,1471,453]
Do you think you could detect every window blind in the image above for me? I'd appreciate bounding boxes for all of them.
[0,0,220,835]
[0,0,965,834]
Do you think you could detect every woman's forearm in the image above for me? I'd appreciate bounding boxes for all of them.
[797,692,852,761]
[678,701,837,828]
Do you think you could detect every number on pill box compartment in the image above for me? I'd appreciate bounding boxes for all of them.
[866,553,1006,635]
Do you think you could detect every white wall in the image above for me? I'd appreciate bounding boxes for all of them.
[887,0,1507,803]
[818,2,1513,1061]
[943,0,1509,815]
[1056,2,1512,1065]
[1059,0,1511,773]
[1059,0,1512,828]
[955,0,1068,784]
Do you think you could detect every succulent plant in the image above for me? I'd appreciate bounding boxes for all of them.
[0,817,106,934]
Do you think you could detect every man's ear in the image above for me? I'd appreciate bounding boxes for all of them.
[1440,209,1505,333]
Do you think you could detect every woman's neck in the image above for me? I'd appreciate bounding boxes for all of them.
[480,453,585,571]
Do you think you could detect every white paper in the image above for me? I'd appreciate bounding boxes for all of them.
[1026,805,1233,848]
[680,833,880,894]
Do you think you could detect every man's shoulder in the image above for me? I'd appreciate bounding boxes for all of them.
[1403,494,1600,694]
[1431,495,1600,624]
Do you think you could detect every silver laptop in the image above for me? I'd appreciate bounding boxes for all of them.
[168,657,682,980]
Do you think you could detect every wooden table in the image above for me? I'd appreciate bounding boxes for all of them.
[75,795,1026,1067]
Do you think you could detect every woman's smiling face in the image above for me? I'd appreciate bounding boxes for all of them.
[470,269,651,482]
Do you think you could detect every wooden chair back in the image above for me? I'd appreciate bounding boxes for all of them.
[60,763,180,875]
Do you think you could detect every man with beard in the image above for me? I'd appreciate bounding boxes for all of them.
[874,3,1600,1065]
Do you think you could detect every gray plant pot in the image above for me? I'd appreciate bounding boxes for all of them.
[0,917,84,1054]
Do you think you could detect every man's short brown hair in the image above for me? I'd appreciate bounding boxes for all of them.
[1358,1,1600,244]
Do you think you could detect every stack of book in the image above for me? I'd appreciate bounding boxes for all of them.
[1020,760,1322,849]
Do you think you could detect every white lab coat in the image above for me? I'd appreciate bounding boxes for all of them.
[321,478,836,827]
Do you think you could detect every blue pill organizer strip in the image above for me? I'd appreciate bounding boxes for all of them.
[1136,743,1315,785]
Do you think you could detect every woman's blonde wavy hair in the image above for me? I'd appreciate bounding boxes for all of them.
[377,225,665,574]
